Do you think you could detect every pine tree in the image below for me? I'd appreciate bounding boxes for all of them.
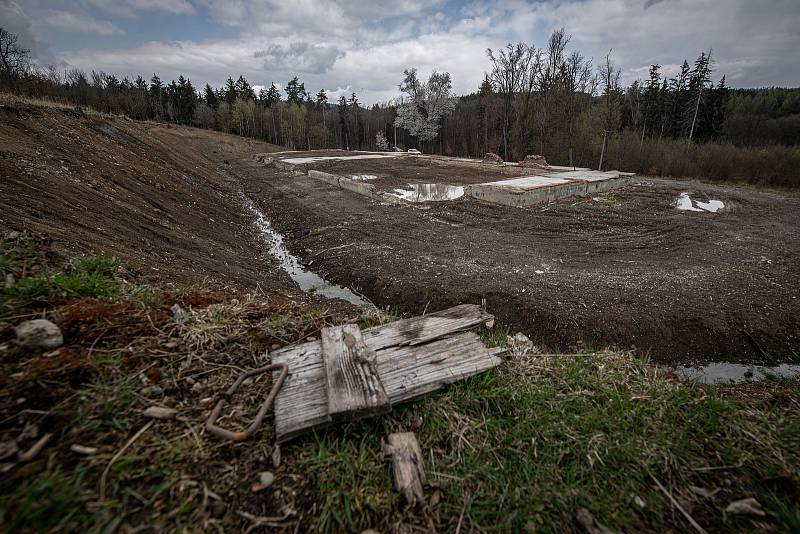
[149,74,165,120]
[478,75,493,154]
[265,83,281,107]
[235,75,255,100]
[223,76,237,105]
[686,51,713,144]
[285,77,307,105]
[642,64,662,139]
[349,92,362,150]
[337,95,349,149]
[315,89,327,107]
[203,83,218,109]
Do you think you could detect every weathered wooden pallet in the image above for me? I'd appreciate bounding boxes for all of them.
[271,304,503,442]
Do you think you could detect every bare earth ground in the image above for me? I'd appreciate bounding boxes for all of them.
[284,152,538,191]
[3,102,798,364]
[1,104,799,532]
[0,102,299,299]
[241,159,800,365]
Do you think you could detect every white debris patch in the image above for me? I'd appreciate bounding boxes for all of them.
[351,175,378,181]
[676,192,725,213]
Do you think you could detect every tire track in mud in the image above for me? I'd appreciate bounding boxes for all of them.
[245,166,800,365]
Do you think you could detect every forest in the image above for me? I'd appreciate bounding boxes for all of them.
[2,26,799,187]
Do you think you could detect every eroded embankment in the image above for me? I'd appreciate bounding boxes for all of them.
[0,104,294,295]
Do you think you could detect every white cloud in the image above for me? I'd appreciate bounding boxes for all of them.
[87,0,194,17]
[254,42,344,74]
[23,0,800,103]
[42,10,124,36]
[0,0,62,65]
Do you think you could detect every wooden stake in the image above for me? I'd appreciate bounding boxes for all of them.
[383,432,426,507]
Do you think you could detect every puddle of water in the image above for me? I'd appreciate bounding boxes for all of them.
[676,192,724,213]
[244,199,370,307]
[391,183,465,202]
[675,362,800,384]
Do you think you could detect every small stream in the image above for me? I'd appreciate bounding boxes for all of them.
[244,198,371,307]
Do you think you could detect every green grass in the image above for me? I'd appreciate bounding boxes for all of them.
[479,324,510,348]
[291,353,800,532]
[2,254,120,301]
[0,457,91,532]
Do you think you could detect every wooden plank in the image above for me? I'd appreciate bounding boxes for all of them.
[360,303,492,349]
[272,330,502,442]
[271,304,496,442]
[383,432,426,506]
[322,324,390,420]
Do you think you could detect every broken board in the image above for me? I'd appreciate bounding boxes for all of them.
[322,324,390,419]
[383,432,427,506]
[271,304,503,442]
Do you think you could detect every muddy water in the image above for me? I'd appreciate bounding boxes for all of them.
[244,198,371,307]
[675,362,800,384]
[392,184,465,202]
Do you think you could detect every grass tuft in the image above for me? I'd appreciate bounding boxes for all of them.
[3,254,120,301]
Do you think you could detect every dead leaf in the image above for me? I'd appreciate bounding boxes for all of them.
[143,406,177,419]
[70,444,98,455]
[272,444,281,468]
[689,485,720,499]
[576,507,615,534]
[725,497,765,516]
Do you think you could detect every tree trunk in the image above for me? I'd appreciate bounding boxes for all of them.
[599,131,608,171]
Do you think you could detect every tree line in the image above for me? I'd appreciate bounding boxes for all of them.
[1,26,798,186]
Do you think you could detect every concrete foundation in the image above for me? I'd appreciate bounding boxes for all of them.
[467,170,634,207]
[308,170,402,204]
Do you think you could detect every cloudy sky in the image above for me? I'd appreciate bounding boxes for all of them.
[3,0,799,103]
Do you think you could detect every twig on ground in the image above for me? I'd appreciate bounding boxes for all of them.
[311,242,355,257]
[455,499,468,534]
[100,420,154,501]
[237,511,291,533]
[17,433,53,462]
[649,471,707,534]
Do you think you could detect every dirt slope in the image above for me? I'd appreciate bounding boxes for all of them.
[0,102,291,294]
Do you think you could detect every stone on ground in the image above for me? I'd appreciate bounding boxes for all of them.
[14,319,64,350]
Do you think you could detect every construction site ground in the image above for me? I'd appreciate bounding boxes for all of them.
[2,100,799,532]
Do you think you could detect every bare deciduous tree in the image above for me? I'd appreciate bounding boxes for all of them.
[0,27,30,87]
[598,51,621,171]
[486,43,534,161]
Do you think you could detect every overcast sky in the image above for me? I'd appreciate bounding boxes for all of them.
[3,0,799,103]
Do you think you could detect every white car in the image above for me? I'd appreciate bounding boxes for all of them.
[407,149,422,154]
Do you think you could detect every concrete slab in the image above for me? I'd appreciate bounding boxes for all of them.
[467,169,635,207]
[476,175,574,190]
[547,165,592,171]
[550,170,621,182]
[283,154,403,165]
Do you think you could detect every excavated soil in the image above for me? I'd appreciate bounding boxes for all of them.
[0,103,297,298]
[2,103,798,364]
[297,155,536,191]
[241,164,800,364]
